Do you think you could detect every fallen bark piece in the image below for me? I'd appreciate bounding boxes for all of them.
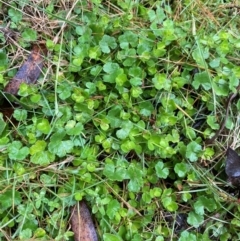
[4,44,47,95]
[226,147,240,187]
[70,201,98,241]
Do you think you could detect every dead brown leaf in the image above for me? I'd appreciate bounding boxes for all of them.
[70,201,98,241]
[4,44,47,95]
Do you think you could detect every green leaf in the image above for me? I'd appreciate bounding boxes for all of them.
[8,141,29,161]
[119,48,137,66]
[78,28,92,43]
[30,140,47,155]
[106,199,120,219]
[147,6,165,24]
[187,211,204,228]
[107,105,122,128]
[182,192,192,202]
[207,116,220,130]
[121,140,136,153]
[209,58,220,68]
[229,74,239,91]
[103,62,121,83]
[34,228,46,238]
[194,200,204,215]
[162,198,178,212]
[74,45,87,56]
[194,196,217,215]
[174,162,189,178]
[160,19,177,43]
[129,66,143,78]
[48,130,68,144]
[156,236,164,241]
[19,229,32,240]
[152,73,171,90]
[37,119,51,134]
[57,82,72,100]
[172,76,189,89]
[0,50,8,66]
[116,121,133,140]
[0,190,22,210]
[161,189,178,212]
[75,26,85,35]
[142,192,152,204]
[139,101,154,117]
[131,234,143,241]
[127,163,143,192]
[65,121,83,135]
[103,62,119,74]
[217,40,231,56]
[100,118,109,131]
[0,136,9,148]
[89,46,101,59]
[115,71,127,86]
[99,35,117,53]
[137,36,153,57]
[103,163,128,181]
[130,77,142,86]
[212,77,228,95]
[13,109,28,121]
[31,151,55,165]
[231,218,240,227]
[116,129,129,140]
[46,39,54,50]
[22,28,37,41]
[118,31,138,49]
[131,86,143,98]
[8,8,22,23]
[150,187,162,198]
[153,42,166,58]
[48,140,73,157]
[90,65,102,76]
[30,94,41,103]
[103,233,123,241]
[18,82,32,97]
[192,46,209,67]
[179,231,197,241]
[155,161,169,179]
[86,82,97,94]
[72,57,83,67]
[192,71,211,90]
[185,141,202,162]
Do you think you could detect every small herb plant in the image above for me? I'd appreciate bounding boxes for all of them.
[0,0,239,240]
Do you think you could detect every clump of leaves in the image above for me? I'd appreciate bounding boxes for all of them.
[0,0,240,240]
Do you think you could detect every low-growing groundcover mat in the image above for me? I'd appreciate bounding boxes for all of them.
[0,0,240,240]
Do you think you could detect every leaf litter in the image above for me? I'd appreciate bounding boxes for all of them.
[226,147,240,187]
[70,201,98,241]
[4,43,47,95]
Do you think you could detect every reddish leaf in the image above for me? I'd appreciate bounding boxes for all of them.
[4,44,47,95]
[226,147,240,186]
[70,201,98,241]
